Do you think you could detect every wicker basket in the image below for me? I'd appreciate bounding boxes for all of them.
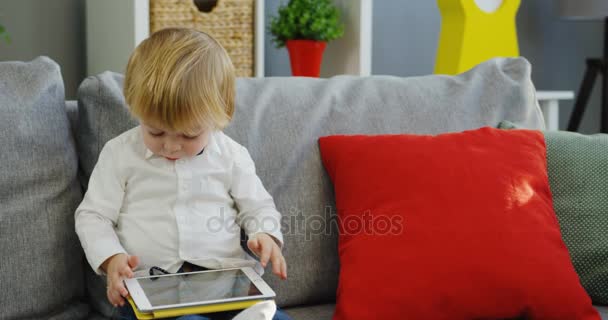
[150,0,254,77]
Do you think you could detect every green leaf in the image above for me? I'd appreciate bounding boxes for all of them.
[0,24,10,44]
[268,0,344,48]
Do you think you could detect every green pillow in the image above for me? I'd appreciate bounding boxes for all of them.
[499,121,608,305]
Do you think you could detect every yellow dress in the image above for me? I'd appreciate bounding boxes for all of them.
[435,0,520,75]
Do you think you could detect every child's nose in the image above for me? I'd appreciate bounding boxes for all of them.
[164,141,181,152]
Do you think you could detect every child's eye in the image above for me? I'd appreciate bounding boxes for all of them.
[149,131,164,137]
[183,134,199,140]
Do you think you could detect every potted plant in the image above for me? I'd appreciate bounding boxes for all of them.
[270,0,344,77]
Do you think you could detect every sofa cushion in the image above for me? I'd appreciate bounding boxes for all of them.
[283,303,335,320]
[499,121,608,305]
[319,127,599,319]
[75,57,544,309]
[282,304,608,320]
[0,57,88,319]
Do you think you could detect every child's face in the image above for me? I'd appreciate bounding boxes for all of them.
[141,123,210,160]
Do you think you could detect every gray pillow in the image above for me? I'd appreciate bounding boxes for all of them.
[499,120,608,305]
[76,57,544,309]
[0,57,88,319]
[76,72,137,190]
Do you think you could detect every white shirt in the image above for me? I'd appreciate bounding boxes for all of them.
[75,126,283,276]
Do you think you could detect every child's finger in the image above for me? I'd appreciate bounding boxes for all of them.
[259,240,272,267]
[271,252,281,276]
[120,285,129,298]
[121,265,134,278]
[117,295,125,307]
[128,255,140,270]
[108,288,124,307]
[114,279,129,298]
[247,238,260,254]
[110,291,120,306]
[280,256,287,279]
[275,255,286,279]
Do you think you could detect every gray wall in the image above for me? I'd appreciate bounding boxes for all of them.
[519,0,603,133]
[0,0,604,132]
[0,0,85,99]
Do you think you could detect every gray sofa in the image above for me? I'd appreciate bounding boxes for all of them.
[1,56,607,319]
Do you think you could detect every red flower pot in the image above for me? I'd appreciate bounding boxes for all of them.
[286,40,327,77]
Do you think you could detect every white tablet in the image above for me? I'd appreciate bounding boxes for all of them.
[124,267,276,313]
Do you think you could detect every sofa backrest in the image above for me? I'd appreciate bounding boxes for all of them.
[222,57,544,307]
[74,57,544,315]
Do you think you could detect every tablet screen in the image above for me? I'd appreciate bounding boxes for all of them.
[137,269,262,307]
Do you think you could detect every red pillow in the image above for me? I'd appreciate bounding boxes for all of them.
[319,127,599,320]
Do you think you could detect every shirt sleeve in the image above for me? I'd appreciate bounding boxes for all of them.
[230,145,284,248]
[74,141,127,274]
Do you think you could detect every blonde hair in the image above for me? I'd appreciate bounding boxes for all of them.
[124,28,235,134]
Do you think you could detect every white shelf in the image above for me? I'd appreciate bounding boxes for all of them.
[321,0,373,77]
[536,90,575,131]
[86,0,264,77]
[536,90,575,101]
[254,0,264,77]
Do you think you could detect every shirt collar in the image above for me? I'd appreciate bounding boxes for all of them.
[144,148,155,160]
[143,130,222,160]
[206,130,222,156]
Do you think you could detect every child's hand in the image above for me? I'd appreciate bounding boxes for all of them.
[101,253,139,307]
[247,233,287,280]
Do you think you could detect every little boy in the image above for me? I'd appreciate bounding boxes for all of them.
[75,28,290,320]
